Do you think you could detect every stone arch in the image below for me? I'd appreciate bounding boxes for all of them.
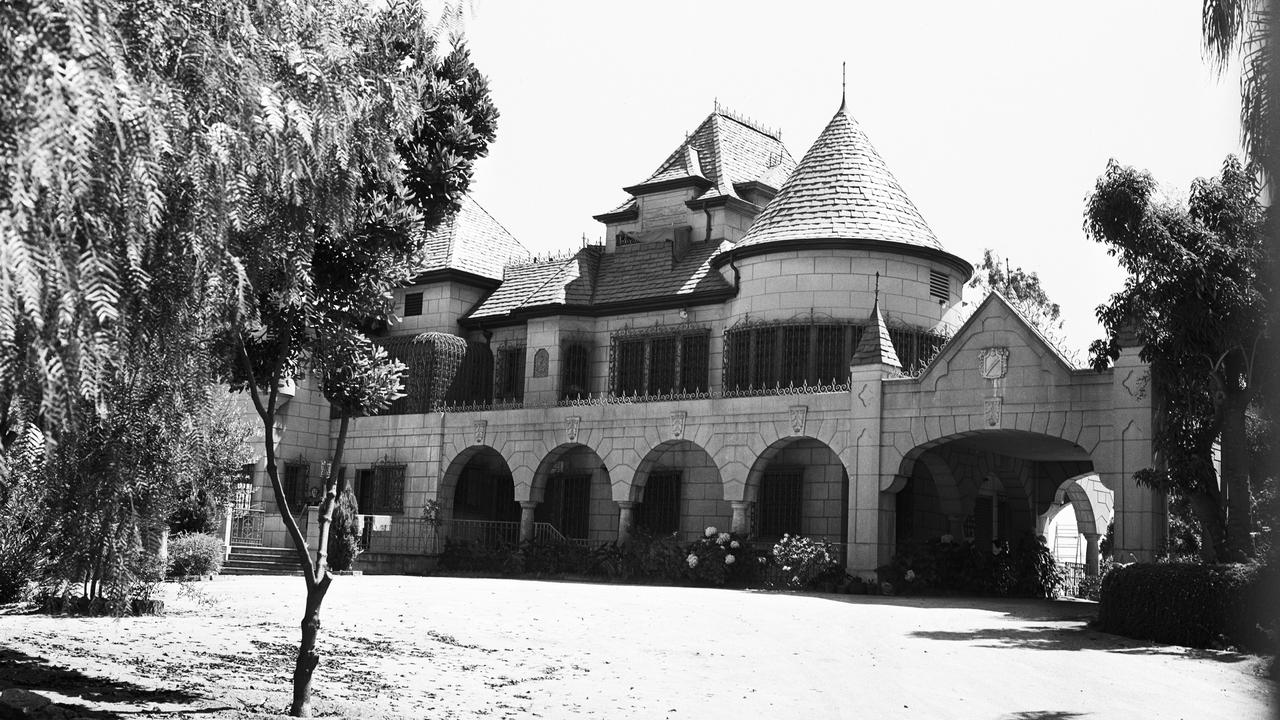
[744,436,849,543]
[630,439,726,541]
[439,445,515,519]
[891,429,1096,548]
[1049,472,1114,538]
[530,443,615,543]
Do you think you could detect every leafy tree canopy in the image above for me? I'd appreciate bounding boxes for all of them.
[1086,155,1268,561]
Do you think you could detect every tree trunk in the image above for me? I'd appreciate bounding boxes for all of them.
[1187,489,1226,563]
[1220,387,1256,560]
[290,578,332,717]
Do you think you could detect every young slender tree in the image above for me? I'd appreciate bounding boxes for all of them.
[212,5,498,714]
[1086,155,1267,562]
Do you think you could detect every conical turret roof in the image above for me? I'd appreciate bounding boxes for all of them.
[719,103,959,264]
[850,298,901,368]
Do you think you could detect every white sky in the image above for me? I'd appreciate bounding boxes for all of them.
[453,1,1243,356]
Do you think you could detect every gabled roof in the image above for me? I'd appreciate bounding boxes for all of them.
[715,103,969,277]
[596,108,795,220]
[465,240,734,324]
[850,300,901,368]
[913,291,1081,382]
[416,194,529,283]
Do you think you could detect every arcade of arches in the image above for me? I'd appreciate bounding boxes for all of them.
[438,428,1111,574]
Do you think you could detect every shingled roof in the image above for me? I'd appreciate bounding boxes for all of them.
[719,103,957,263]
[416,194,529,282]
[595,108,795,219]
[465,241,734,324]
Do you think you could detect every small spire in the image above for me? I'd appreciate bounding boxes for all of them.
[840,61,846,112]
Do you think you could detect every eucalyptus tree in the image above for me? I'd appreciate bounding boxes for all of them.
[1086,156,1267,561]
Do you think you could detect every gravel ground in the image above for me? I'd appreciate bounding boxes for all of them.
[0,575,1273,719]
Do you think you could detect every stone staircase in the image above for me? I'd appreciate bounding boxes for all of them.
[222,545,304,576]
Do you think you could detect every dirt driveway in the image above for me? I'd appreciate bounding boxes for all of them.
[0,575,1273,719]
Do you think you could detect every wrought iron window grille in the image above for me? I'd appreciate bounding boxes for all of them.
[560,336,593,401]
[608,324,710,399]
[494,342,526,402]
[723,313,947,390]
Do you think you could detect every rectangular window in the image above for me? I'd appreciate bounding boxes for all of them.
[753,327,778,389]
[814,325,846,385]
[283,462,309,512]
[234,464,255,512]
[615,339,645,396]
[758,469,803,538]
[404,291,424,316]
[560,343,592,400]
[638,470,681,535]
[495,346,526,401]
[724,331,750,391]
[680,333,709,393]
[780,326,810,388]
[929,270,950,302]
[357,465,405,514]
[649,337,678,395]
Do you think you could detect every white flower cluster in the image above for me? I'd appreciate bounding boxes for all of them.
[686,553,699,568]
[704,526,718,537]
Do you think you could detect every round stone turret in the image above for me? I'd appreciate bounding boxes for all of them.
[714,104,972,333]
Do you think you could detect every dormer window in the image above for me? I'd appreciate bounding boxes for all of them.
[404,291,424,316]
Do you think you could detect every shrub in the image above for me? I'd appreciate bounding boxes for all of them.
[167,533,224,577]
[327,485,362,572]
[1097,562,1274,650]
[769,534,842,590]
[684,527,757,587]
[882,532,1063,597]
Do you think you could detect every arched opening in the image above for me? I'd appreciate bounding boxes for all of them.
[632,440,726,542]
[441,446,519,546]
[532,444,613,544]
[893,430,1095,551]
[1044,473,1113,568]
[744,437,849,545]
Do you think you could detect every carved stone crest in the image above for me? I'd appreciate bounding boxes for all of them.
[789,405,808,435]
[473,420,487,446]
[978,347,1010,380]
[532,348,549,378]
[983,398,1002,428]
[670,411,686,439]
[566,416,581,443]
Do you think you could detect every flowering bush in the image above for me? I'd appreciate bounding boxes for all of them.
[880,532,1063,597]
[684,527,758,586]
[769,534,842,589]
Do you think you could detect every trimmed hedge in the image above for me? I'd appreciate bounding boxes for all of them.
[1097,562,1275,651]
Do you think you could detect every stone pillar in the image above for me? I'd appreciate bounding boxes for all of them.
[1106,345,1165,562]
[616,501,638,544]
[222,505,234,560]
[519,501,538,542]
[1083,533,1101,577]
[847,363,889,577]
[730,501,752,535]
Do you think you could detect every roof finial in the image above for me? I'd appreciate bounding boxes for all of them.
[840,61,847,112]
[874,271,880,303]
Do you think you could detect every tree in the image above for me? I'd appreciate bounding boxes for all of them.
[207,3,498,714]
[1086,155,1267,562]
[1202,0,1278,187]
[965,249,1078,363]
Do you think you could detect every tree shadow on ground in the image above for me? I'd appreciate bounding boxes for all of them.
[0,647,233,719]
[907,625,1258,663]
[802,591,1100,623]
[993,707,1085,712]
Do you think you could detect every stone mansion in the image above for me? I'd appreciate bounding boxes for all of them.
[233,96,1165,577]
